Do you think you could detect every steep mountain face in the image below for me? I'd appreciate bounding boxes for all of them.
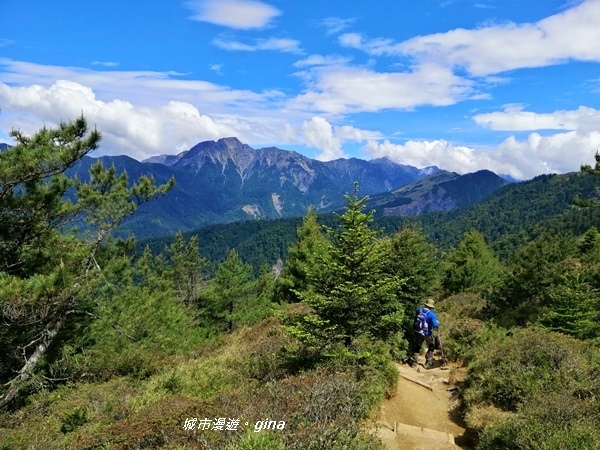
[144,137,435,200]
[115,137,440,236]
[23,136,509,239]
[366,169,509,216]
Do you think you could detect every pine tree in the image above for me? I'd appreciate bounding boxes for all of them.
[0,118,173,409]
[578,226,600,264]
[442,229,503,295]
[489,232,576,326]
[284,183,404,353]
[202,249,254,333]
[540,273,598,339]
[166,233,207,305]
[0,116,99,276]
[275,206,329,303]
[575,152,600,207]
[251,262,277,323]
[383,227,439,312]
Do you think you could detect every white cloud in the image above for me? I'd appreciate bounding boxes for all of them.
[185,0,280,29]
[404,0,600,76]
[318,17,355,36]
[340,0,600,76]
[0,39,15,47]
[290,63,475,114]
[0,80,241,159]
[496,131,600,177]
[0,60,381,163]
[0,58,271,114]
[366,139,493,173]
[302,116,381,161]
[293,54,352,68]
[338,33,395,54]
[302,117,345,160]
[366,104,600,179]
[209,63,223,75]
[212,37,302,53]
[365,128,600,180]
[474,105,600,132]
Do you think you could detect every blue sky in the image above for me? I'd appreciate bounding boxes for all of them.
[1,0,600,179]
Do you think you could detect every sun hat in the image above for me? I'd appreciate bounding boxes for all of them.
[424,299,435,309]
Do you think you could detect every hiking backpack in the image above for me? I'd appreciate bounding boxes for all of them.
[413,308,430,335]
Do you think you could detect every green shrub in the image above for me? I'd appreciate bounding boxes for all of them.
[243,368,384,450]
[0,315,389,449]
[60,406,88,433]
[444,317,487,361]
[439,292,487,319]
[239,316,297,382]
[477,401,600,450]
[464,326,600,449]
[464,327,595,411]
[0,378,135,449]
[232,431,286,450]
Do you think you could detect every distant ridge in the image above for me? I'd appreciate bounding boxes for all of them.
[3,136,510,239]
[367,169,509,216]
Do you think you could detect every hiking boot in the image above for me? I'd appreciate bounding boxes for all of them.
[424,359,434,369]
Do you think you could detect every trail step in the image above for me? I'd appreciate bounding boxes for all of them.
[399,373,434,391]
[375,420,457,447]
[394,422,456,445]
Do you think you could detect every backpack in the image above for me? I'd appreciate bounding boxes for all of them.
[413,308,430,335]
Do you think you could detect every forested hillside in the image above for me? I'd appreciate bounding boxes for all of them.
[1,122,599,449]
[138,170,600,270]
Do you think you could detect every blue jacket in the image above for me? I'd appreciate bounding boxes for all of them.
[415,307,439,336]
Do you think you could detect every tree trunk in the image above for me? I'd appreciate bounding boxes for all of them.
[0,315,66,410]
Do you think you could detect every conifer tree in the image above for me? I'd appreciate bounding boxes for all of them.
[0,118,173,409]
[540,273,598,339]
[275,206,329,303]
[251,262,277,323]
[166,233,207,305]
[442,229,503,295]
[575,152,600,207]
[382,227,439,315]
[489,232,576,325]
[202,249,254,333]
[578,226,600,264]
[284,183,404,352]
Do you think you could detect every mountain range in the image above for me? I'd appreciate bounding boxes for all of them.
[137,171,600,271]
[4,137,510,239]
[366,169,509,216]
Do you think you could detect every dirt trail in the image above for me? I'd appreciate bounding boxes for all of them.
[374,356,470,450]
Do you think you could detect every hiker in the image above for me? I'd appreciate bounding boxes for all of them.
[410,299,439,368]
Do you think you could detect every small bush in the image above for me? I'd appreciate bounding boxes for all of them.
[239,316,297,381]
[477,406,600,450]
[0,378,135,449]
[242,368,384,450]
[464,327,595,410]
[463,326,600,449]
[440,292,487,318]
[231,431,286,450]
[444,317,487,361]
[60,406,88,433]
